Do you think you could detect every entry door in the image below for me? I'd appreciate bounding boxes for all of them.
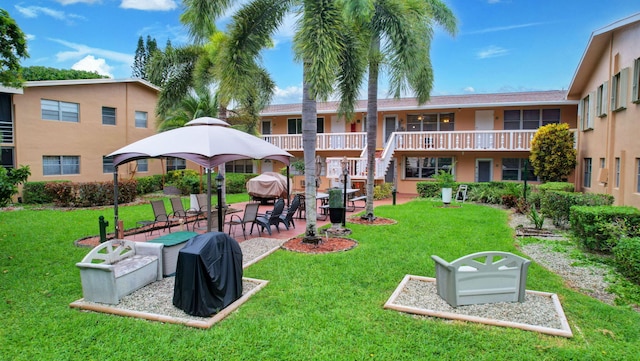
[330,115,346,148]
[384,116,397,146]
[476,159,493,182]
[475,110,494,149]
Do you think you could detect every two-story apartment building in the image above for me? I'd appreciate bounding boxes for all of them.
[1,78,164,183]
[568,13,640,208]
[260,91,578,194]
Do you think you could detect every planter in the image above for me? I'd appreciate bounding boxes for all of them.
[329,207,344,226]
[441,187,453,204]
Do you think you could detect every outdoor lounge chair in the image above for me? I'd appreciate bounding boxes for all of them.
[278,194,301,230]
[169,197,201,231]
[255,198,285,236]
[227,202,261,239]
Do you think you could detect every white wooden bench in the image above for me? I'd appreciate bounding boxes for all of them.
[76,240,163,305]
[431,251,530,307]
[348,195,367,211]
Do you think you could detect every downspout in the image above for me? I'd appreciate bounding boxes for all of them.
[606,34,615,199]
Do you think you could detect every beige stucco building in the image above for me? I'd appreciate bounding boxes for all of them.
[568,13,640,208]
[1,78,165,183]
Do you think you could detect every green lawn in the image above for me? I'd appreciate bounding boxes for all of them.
[1,198,639,360]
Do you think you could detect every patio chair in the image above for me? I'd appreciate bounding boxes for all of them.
[169,197,201,231]
[278,194,301,230]
[255,198,285,236]
[226,202,261,240]
[147,200,177,235]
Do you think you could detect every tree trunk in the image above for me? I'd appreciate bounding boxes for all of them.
[301,64,321,244]
[365,36,381,219]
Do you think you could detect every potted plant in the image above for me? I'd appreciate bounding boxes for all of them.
[433,169,455,205]
[328,187,344,227]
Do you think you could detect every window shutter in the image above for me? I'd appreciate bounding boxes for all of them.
[633,58,640,103]
[601,81,609,116]
[577,97,584,131]
[620,67,629,109]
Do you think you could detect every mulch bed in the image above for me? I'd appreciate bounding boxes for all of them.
[281,236,358,254]
[348,216,396,225]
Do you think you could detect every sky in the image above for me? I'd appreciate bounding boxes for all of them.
[4,0,640,105]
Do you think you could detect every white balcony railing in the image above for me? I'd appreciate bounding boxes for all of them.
[262,130,540,152]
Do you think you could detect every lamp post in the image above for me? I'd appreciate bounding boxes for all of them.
[216,173,224,232]
[341,156,349,227]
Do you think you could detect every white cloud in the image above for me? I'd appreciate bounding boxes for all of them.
[15,5,86,24]
[49,38,134,65]
[463,86,475,93]
[477,46,509,59]
[72,55,114,77]
[271,85,303,104]
[120,0,178,11]
[466,22,543,35]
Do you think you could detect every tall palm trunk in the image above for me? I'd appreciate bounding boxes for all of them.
[302,65,321,243]
[364,36,381,219]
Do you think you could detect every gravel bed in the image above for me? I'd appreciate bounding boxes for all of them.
[393,279,564,330]
[76,237,285,321]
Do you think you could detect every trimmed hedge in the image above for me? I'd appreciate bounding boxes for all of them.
[569,205,640,252]
[44,180,138,207]
[613,237,640,285]
[136,175,163,195]
[541,191,614,228]
[538,182,574,193]
[226,173,256,194]
[22,181,59,204]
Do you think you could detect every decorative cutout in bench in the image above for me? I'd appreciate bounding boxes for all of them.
[431,251,531,307]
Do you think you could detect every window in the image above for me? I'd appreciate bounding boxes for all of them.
[583,158,592,188]
[225,159,254,173]
[43,156,80,175]
[404,157,453,179]
[102,107,116,125]
[102,156,114,174]
[407,113,455,131]
[596,82,608,117]
[261,120,271,135]
[611,68,628,112]
[135,111,148,128]
[166,157,185,171]
[598,158,608,184]
[41,99,79,122]
[137,159,148,172]
[287,118,324,134]
[503,109,560,130]
[633,58,640,103]
[1,147,14,168]
[502,158,537,181]
[0,93,13,143]
[615,157,620,188]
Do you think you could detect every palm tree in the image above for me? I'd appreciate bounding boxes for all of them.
[157,90,219,131]
[216,0,361,243]
[354,0,457,219]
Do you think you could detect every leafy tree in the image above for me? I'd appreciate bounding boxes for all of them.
[351,0,457,219]
[0,8,29,88]
[0,165,30,207]
[21,66,106,81]
[158,90,219,131]
[529,123,577,182]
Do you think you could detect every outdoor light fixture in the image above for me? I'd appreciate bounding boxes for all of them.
[216,173,224,232]
[341,156,349,227]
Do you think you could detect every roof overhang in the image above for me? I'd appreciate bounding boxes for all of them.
[24,78,160,92]
[0,86,24,95]
[567,12,640,99]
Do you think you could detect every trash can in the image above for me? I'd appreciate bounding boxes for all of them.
[173,232,243,317]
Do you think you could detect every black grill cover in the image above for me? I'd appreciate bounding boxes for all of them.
[173,232,243,317]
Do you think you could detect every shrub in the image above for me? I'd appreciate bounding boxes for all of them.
[570,205,640,252]
[528,207,545,230]
[136,175,163,194]
[529,123,577,182]
[22,181,56,204]
[44,180,137,207]
[373,182,393,200]
[541,191,614,227]
[538,182,575,193]
[0,165,30,206]
[613,237,640,285]
[225,173,256,194]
